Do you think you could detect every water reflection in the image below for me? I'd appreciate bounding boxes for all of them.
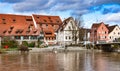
[0,51,120,71]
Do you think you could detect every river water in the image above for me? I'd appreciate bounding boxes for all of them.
[0,50,120,71]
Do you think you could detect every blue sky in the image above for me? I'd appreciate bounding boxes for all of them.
[0,0,120,28]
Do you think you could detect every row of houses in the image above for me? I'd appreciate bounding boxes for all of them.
[0,14,119,47]
[0,14,79,46]
[90,22,120,44]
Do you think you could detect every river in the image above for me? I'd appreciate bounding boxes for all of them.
[0,50,120,71]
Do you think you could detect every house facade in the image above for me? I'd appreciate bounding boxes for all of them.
[57,17,79,45]
[0,14,62,46]
[108,25,120,42]
[90,22,109,44]
[32,14,62,45]
[0,14,41,45]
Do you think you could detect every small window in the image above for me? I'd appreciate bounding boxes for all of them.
[3,22,6,24]
[23,36,29,39]
[2,18,5,20]
[56,20,59,23]
[48,17,51,19]
[66,36,67,39]
[102,27,104,30]
[13,19,16,22]
[46,24,48,27]
[15,36,21,39]
[50,20,53,22]
[26,19,33,21]
[110,36,111,39]
[52,25,54,27]
[44,20,47,22]
[69,36,71,39]
[37,16,39,19]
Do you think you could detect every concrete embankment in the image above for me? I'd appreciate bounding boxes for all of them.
[29,46,86,52]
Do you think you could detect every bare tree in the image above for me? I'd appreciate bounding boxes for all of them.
[74,15,85,43]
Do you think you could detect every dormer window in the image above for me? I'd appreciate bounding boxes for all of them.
[37,16,39,19]
[13,19,16,22]
[8,30,12,34]
[2,18,5,21]
[26,19,33,21]
[48,17,51,19]
[3,22,6,24]
[44,20,47,22]
[3,30,7,34]
[10,26,14,30]
[50,20,53,22]
[56,20,59,23]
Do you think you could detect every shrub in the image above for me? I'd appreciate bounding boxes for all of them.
[22,41,28,46]
[1,37,18,48]
[28,42,35,47]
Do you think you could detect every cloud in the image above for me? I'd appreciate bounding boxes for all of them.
[102,13,120,23]
[0,0,24,3]
[1,0,120,16]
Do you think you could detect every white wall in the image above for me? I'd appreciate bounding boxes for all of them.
[108,26,120,42]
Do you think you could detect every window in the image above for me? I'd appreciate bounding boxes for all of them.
[105,36,106,39]
[66,36,67,40]
[114,32,115,34]
[15,36,21,39]
[44,20,47,22]
[46,24,48,27]
[30,36,37,39]
[105,31,107,34]
[56,20,59,23]
[26,19,33,21]
[102,27,104,30]
[69,36,71,39]
[48,17,51,19]
[110,36,111,39]
[37,16,39,19]
[68,26,71,30]
[23,36,29,39]
[13,19,16,22]
[2,18,5,21]
[45,32,52,35]
[50,20,53,22]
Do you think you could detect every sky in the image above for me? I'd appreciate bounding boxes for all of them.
[0,0,120,28]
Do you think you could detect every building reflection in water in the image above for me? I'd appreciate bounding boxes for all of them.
[0,51,119,71]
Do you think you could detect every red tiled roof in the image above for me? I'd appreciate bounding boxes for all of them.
[32,14,62,25]
[108,25,118,33]
[0,14,40,36]
[92,22,104,29]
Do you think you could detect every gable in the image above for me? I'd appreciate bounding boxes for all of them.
[64,19,78,31]
[97,23,109,31]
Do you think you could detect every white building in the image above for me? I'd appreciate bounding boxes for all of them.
[108,25,120,42]
[57,17,79,45]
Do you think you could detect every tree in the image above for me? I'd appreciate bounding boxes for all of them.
[74,15,85,44]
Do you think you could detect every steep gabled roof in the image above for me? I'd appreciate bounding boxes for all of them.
[32,14,62,25]
[0,14,40,36]
[108,25,118,33]
[59,17,74,31]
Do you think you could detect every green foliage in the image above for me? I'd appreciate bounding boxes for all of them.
[28,42,35,47]
[22,41,28,46]
[1,37,18,48]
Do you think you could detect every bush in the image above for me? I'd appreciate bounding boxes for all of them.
[1,37,18,48]
[22,41,28,46]
[28,42,35,47]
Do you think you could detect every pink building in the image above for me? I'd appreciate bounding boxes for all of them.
[90,22,109,44]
